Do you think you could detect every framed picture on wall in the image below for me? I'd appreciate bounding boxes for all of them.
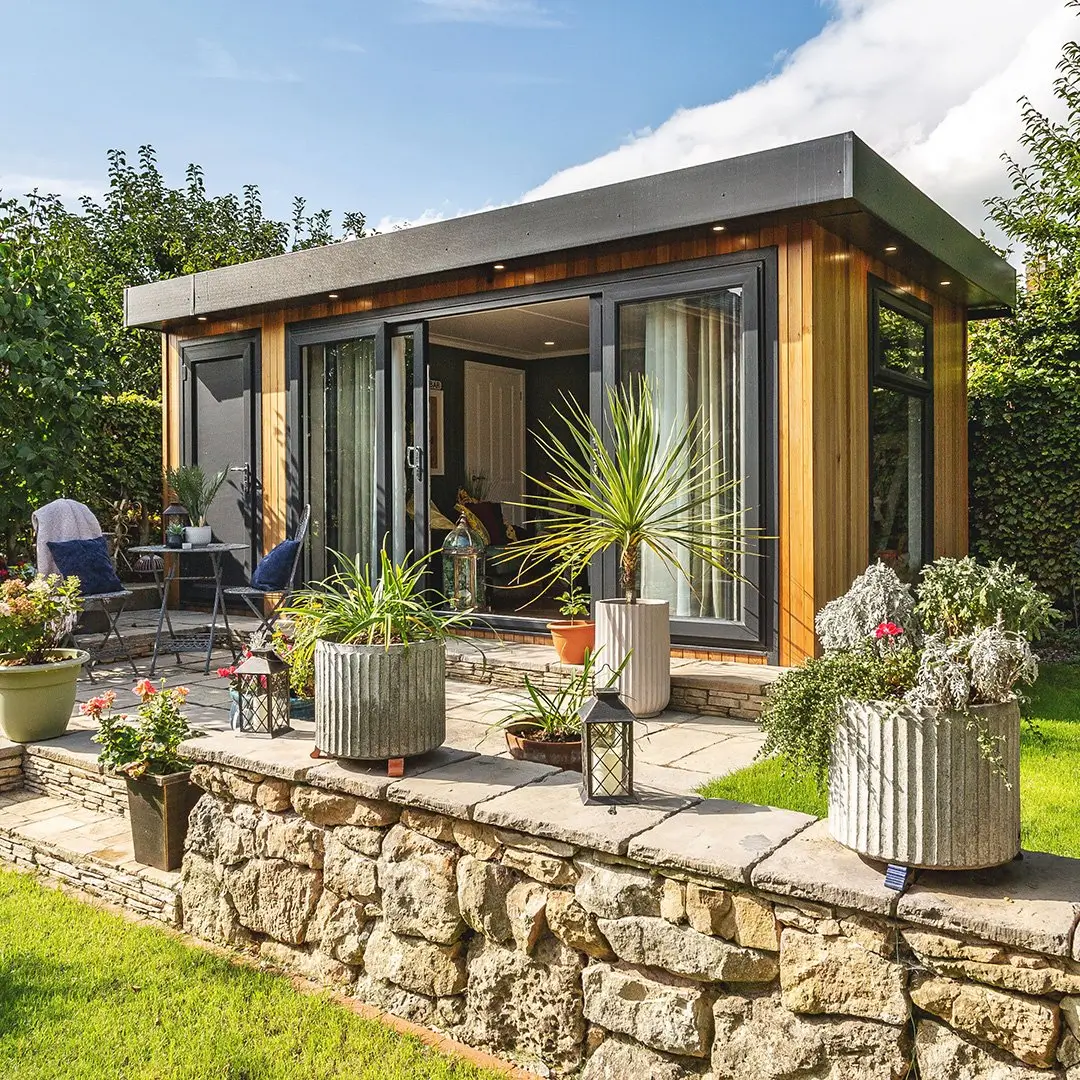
[429,386,445,476]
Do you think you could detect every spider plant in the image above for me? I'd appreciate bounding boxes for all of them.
[165,465,230,527]
[505,381,749,603]
[282,548,473,650]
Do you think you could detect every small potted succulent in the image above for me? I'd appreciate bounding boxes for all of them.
[89,679,200,871]
[546,558,595,665]
[760,557,1057,870]
[0,574,86,742]
[165,522,185,550]
[165,464,229,547]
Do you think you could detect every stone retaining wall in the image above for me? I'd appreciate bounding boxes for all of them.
[0,744,23,794]
[177,743,1080,1080]
[21,748,128,817]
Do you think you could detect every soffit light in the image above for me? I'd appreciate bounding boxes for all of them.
[493,263,506,271]
[328,292,339,299]
[197,316,207,321]
[711,224,726,232]
[544,340,556,346]
[940,280,952,287]
[884,245,899,254]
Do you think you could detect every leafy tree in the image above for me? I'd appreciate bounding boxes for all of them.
[0,194,100,553]
[969,29,1080,610]
[41,146,366,396]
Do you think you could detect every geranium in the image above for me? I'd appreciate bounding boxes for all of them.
[874,621,904,640]
[92,680,196,778]
[132,678,158,701]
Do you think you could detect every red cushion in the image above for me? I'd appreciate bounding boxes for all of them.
[469,501,507,546]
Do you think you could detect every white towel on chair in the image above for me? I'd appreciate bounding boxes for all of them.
[32,499,102,575]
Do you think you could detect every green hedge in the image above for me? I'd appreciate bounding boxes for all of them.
[968,363,1080,606]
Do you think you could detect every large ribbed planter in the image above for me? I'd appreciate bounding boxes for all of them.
[594,599,670,718]
[0,649,89,743]
[828,698,1021,870]
[315,639,446,760]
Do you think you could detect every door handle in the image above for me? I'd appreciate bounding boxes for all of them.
[230,463,250,498]
[405,445,425,482]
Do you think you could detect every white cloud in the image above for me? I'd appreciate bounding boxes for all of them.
[194,40,301,83]
[519,0,1076,244]
[409,0,565,29]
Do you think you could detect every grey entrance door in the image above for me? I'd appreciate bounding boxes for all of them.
[181,333,260,590]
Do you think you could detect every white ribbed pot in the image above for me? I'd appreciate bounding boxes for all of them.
[315,638,446,760]
[184,525,212,547]
[828,698,1021,870]
[594,598,670,718]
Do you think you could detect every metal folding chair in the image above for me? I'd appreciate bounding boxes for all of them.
[82,588,139,679]
[224,505,311,639]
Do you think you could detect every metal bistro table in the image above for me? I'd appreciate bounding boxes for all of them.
[129,543,246,676]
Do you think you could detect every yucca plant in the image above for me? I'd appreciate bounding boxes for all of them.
[165,464,230,527]
[282,548,472,650]
[506,381,747,603]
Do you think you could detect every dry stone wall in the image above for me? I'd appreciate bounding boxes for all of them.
[178,749,1080,1080]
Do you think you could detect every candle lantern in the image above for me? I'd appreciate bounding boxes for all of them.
[580,687,636,805]
[442,514,486,611]
[163,502,189,548]
[234,646,291,738]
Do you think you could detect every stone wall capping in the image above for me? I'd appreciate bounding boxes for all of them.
[750,820,899,917]
[307,747,477,801]
[385,754,560,819]
[21,731,104,773]
[895,849,1080,960]
[626,798,815,884]
[473,771,695,856]
[178,730,323,782]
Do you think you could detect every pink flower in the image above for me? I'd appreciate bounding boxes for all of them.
[217,666,237,680]
[80,689,116,717]
[874,621,904,640]
[173,686,190,701]
[132,678,158,701]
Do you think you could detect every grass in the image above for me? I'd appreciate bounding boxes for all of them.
[0,870,501,1080]
[700,663,1080,859]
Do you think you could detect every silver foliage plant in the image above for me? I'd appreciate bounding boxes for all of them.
[814,562,915,653]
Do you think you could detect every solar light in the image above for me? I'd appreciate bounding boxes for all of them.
[580,687,636,805]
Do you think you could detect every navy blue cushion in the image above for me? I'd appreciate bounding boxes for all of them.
[47,536,123,596]
[251,539,300,592]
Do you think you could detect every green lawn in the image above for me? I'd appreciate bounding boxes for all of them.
[0,871,500,1080]
[700,663,1080,859]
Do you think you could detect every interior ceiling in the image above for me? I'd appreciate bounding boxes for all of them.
[429,297,590,360]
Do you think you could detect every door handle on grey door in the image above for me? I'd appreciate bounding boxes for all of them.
[230,463,250,498]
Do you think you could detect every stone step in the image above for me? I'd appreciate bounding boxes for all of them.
[20,731,130,818]
[445,638,782,720]
[0,789,179,924]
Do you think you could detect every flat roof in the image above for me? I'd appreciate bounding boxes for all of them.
[125,132,1015,329]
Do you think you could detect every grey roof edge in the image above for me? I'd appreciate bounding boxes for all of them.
[850,135,1016,310]
[124,131,1014,328]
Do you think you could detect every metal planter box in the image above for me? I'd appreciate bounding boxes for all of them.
[315,638,446,760]
[126,771,201,872]
[829,698,1021,870]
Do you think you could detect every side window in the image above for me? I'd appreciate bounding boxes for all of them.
[869,282,933,579]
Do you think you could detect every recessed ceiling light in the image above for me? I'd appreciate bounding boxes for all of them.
[884,245,898,254]
[543,340,556,346]
[940,280,952,286]
[197,316,207,322]
[711,224,726,232]
[328,292,339,299]
[493,263,506,271]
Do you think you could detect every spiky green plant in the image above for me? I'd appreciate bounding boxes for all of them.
[165,464,230,527]
[507,381,748,603]
[282,548,473,650]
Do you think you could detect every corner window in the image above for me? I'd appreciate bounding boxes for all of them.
[869,281,933,579]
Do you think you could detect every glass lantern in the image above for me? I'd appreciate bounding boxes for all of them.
[442,514,486,611]
[234,647,291,738]
[580,688,636,805]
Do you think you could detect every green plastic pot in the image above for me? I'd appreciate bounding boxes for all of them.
[0,649,89,743]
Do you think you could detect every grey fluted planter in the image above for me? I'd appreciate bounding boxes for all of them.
[828,698,1021,870]
[594,598,670,718]
[315,639,446,760]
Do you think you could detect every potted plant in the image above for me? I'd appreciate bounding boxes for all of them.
[547,558,595,665]
[507,382,745,718]
[760,557,1057,870]
[497,648,622,769]
[89,679,200,871]
[283,549,473,761]
[0,574,86,742]
[165,522,185,550]
[165,464,229,547]
[272,621,316,720]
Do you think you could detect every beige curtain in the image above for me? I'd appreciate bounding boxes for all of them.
[639,291,742,620]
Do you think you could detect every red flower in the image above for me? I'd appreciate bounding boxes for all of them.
[217,666,237,679]
[132,678,158,701]
[874,621,904,640]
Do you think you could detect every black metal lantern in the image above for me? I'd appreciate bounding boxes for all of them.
[580,687,636,805]
[442,514,486,611]
[163,502,189,547]
[234,647,291,738]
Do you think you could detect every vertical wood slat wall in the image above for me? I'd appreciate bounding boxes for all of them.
[161,218,969,666]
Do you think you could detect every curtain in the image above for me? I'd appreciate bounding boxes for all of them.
[637,291,743,620]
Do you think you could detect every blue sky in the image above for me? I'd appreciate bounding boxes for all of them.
[0,0,827,227]
[0,0,1073,240]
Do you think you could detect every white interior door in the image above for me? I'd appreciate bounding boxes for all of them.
[464,361,525,525]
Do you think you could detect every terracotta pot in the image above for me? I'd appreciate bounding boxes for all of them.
[504,722,582,771]
[547,620,596,665]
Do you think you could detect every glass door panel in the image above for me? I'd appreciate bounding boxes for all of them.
[389,324,429,567]
[302,336,377,579]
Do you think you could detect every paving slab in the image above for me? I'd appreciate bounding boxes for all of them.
[627,797,814,884]
[750,819,897,916]
[632,721,732,767]
[386,754,559,818]
[633,760,714,799]
[896,849,1080,959]
[666,734,765,775]
[178,729,322,782]
[307,746,476,800]
[473,770,695,855]
[22,729,104,771]
[443,717,508,757]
